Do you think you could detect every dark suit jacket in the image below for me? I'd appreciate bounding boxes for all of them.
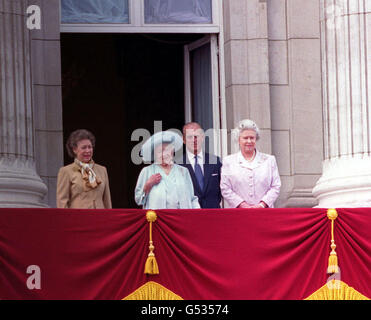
[178,152,222,208]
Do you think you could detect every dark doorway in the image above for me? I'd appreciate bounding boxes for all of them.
[61,33,202,208]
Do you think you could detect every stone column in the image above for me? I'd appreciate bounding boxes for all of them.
[313,0,371,207]
[268,0,323,208]
[30,0,64,207]
[223,0,272,155]
[0,0,47,207]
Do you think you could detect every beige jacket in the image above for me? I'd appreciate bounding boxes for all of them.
[56,162,112,209]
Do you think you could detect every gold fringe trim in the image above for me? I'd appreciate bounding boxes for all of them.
[305,280,370,300]
[144,210,159,275]
[122,281,183,300]
[327,208,339,274]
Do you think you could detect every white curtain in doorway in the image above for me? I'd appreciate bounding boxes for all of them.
[61,0,129,23]
[144,0,212,24]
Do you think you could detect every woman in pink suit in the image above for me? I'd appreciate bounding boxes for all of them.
[220,119,281,208]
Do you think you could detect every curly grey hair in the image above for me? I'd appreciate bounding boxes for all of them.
[235,119,260,140]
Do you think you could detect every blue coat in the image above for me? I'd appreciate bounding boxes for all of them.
[135,163,200,209]
[178,152,222,208]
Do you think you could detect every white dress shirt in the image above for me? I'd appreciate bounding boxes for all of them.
[186,149,204,174]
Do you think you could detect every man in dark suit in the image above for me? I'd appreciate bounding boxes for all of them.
[178,122,222,208]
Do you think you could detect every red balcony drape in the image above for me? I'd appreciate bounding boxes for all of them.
[0,208,370,299]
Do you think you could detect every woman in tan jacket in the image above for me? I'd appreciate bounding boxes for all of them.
[56,129,112,209]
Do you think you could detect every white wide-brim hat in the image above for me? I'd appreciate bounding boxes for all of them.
[140,130,183,162]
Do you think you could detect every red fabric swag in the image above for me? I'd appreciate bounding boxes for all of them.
[0,208,370,299]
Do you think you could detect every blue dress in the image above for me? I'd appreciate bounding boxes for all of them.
[135,164,200,209]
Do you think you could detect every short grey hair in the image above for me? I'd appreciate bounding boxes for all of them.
[235,119,260,140]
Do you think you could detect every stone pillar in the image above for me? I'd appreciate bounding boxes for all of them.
[223,0,272,155]
[267,0,323,208]
[313,0,371,207]
[0,0,47,207]
[30,0,64,207]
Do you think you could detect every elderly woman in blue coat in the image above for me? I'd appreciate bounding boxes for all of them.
[135,131,200,209]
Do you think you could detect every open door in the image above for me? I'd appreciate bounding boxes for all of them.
[184,34,222,157]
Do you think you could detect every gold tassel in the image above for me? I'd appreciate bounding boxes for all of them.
[327,208,339,274]
[328,254,338,274]
[144,210,159,275]
[144,256,159,275]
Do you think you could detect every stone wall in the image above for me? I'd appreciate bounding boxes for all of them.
[30,0,64,207]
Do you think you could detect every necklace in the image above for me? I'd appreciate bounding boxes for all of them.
[244,150,256,162]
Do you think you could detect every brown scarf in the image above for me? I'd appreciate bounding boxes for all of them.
[74,159,101,189]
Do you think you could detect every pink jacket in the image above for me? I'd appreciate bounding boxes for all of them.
[220,151,281,208]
